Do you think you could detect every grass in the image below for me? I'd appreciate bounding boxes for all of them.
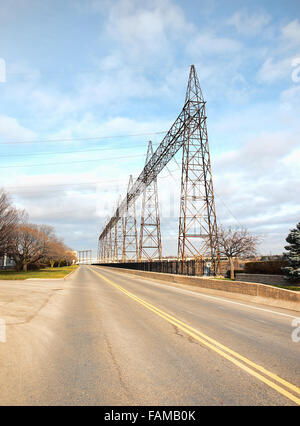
[0,265,79,280]
[216,277,234,281]
[269,284,300,292]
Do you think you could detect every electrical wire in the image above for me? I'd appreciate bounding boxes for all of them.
[0,153,145,169]
[0,141,159,159]
[214,192,243,227]
[0,131,166,146]
[3,168,179,193]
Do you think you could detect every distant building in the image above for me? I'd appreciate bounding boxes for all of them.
[259,254,284,261]
[0,255,15,270]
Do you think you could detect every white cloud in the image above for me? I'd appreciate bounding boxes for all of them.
[187,32,242,56]
[40,114,171,156]
[281,19,300,46]
[0,115,36,141]
[106,0,192,42]
[282,148,300,167]
[215,129,298,176]
[30,89,77,116]
[281,84,300,108]
[211,125,300,254]
[257,57,292,83]
[257,19,300,84]
[227,9,271,36]
[101,0,193,66]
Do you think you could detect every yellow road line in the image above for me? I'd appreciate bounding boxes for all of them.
[88,266,300,405]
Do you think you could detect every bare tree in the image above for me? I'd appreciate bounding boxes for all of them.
[64,249,77,266]
[217,225,260,279]
[8,223,51,271]
[0,190,20,257]
[0,191,75,271]
[56,243,73,267]
[46,238,67,268]
[38,225,71,267]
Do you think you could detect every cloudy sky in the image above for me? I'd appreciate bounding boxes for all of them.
[0,0,299,257]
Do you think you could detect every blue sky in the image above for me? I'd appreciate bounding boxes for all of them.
[0,0,299,256]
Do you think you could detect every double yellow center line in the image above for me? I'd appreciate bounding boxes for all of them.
[88,266,300,405]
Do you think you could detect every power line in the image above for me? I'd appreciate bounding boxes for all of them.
[4,179,124,192]
[3,168,178,192]
[0,153,145,169]
[214,192,243,227]
[5,65,193,78]
[0,131,166,146]
[0,141,159,159]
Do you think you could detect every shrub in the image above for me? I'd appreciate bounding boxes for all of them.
[27,262,47,271]
[244,260,287,275]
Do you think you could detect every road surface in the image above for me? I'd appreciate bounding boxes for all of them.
[0,265,299,405]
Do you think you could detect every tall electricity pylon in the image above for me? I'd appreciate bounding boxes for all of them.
[123,175,138,261]
[98,238,103,262]
[178,65,220,274]
[113,197,124,262]
[139,141,162,261]
[108,228,112,262]
[98,65,220,273]
[77,250,92,264]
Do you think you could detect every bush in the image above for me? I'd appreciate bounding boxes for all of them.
[244,260,287,275]
[27,262,47,271]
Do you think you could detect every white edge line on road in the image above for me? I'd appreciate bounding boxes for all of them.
[26,278,63,280]
[92,266,299,320]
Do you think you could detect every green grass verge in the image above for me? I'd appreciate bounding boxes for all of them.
[216,277,234,281]
[270,284,300,291]
[0,265,79,280]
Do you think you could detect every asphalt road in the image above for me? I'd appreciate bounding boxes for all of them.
[0,265,299,405]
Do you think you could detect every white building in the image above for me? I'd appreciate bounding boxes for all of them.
[0,255,15,270]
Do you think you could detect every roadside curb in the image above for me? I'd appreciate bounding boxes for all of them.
[97,266,300,313]
[63,266,80,280]
[26,278,63,280]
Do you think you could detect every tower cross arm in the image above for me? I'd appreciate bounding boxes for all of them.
[99,106,195,240]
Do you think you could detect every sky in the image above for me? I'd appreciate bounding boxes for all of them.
[0,0,299,257]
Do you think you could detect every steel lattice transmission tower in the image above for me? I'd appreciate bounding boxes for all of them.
[113,197,124,262]
[108,228,112,262]
[99,217,111,262]
[98,65,220,273]
[178,65,220,273]
[123,175,138,261]
[77,250,92,264]
[139,141,162,261]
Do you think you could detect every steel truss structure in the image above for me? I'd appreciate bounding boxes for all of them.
[178,66,220,273]
[77,249,93,264]
[98,65,220,274]
[139,142,162,261]
[113,197,124,262]
[123,175,138,261]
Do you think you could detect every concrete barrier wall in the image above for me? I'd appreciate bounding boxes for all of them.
[97,266,300,312]
[97,260,206,276]
[236,273,290,286]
